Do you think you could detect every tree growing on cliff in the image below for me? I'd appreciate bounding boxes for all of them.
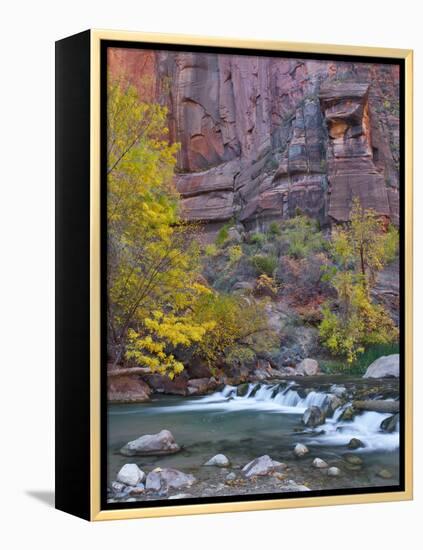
[319,198,399,363]
[107,76,214,376]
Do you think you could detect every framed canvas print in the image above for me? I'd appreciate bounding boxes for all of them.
[55,29,413,521]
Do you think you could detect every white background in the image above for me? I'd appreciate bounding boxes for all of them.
[1,0,421,547]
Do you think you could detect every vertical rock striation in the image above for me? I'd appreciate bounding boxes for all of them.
[108,48,400,229]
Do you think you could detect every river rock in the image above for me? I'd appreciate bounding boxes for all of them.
[296,358,320,376]
[343,454,363,466]
[330,385,347,398]
[347,438,365,450]
[237,383,250,397]
[327,467,341,477]
[312,458,328,469]
[168,493,192,500]
[283,480,311,492]
[187,377,219,396]
[120,429,180,456]
[242,455,286,478]
[108,375,152,404]
[226,472,237,481]
[129,483,145,495]
[302,406,326,428]
[363,354,399,379]
[116,464,145,486]
[204,454,231,467]
[145,468,196,494]
[380,413,399,433]
[326,394,343,416]
[339,406,356,421]
[294,443,309,458]
[377,468,393,479]
[110,481,125,494]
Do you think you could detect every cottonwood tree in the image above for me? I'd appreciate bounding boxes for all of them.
[107,76,213,376]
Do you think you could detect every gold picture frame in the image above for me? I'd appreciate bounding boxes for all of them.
[55,29,413,521]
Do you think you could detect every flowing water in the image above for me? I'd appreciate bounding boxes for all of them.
[108,380,400,495]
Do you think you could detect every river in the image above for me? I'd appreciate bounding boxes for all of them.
[108,379,400,500]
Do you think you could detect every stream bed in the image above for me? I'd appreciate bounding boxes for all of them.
[107,377,400,501]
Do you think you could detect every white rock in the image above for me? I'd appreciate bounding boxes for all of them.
[168,493,192,500]
[146,468,196,494]
[330,384,347,398]
[204,454,231,467]
[284,480,311,492]
[116,464,145,486]
[294,443,309,457]
[242,455,285,478]
[110,481,125,493]
[363,354,399,379]
[120,429,180,456]
[226,472,236,481]
[296,358,320,376]
[312,457,328,469]
[327,467,341,477]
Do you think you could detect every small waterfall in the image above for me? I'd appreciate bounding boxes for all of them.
[194,383,400,452]
[196,382,330,412]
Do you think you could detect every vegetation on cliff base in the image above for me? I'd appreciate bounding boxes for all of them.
[107,77,270,377]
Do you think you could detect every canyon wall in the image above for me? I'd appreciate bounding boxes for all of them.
[109,48,400,230]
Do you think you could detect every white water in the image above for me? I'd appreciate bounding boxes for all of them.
[110,382,399,452]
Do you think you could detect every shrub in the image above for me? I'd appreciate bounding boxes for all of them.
[204,243,218,257]
[192,293,271,367]
[249,232,267,246]
[228,245,243,264]
[215,226,229,246]
[268,221,282,236]
[254,274,278,298]
[281,215,326,259]
[251,254,278,276]
[319,273,398,363]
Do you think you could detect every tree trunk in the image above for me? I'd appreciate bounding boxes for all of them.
[107,366,151,377]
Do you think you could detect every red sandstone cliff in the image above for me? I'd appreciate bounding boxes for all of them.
[108,48,400,229]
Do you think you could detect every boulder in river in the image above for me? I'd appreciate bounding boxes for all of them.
[296,358,320,376]
[242,455,286,478]
[302,406,326,428]
[363,354,399,379]
[146,468,196,494]
[237,383,250,397]
[312,458,328,469]
[204,454,231,467]
[326,394,343,417]
[327,467,341,477]
[116,464,145,486]
[347,438,365,450]
[380,413,399,433]
[120,429,180,456]
[339,406,356,421]
[330,385,347,398]
[294,443,309,458]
